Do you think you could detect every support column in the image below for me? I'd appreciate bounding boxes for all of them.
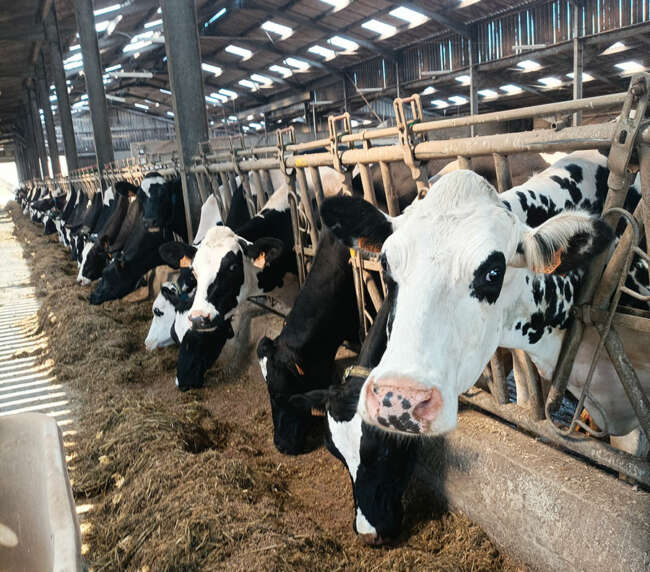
[44,4,78,173]
[36,52,61,175]
[160,0,209,242]
[468,32,479,138]
[28,86,49,178]
[572,2,583,126]
[74,0,114,175]
[20,116,36,180]
[395,60,400,99]
[14,141,27,183]
[342,77,348,113]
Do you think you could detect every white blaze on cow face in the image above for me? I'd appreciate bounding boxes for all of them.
[352,170,607,437]
[145,285,178,351]
[103,185,114,206]
[77,242,95,285]
[140,174,165,198]
[188,226,259,324]
[259,357,268,381]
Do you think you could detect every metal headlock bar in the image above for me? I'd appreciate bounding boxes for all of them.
[25,77,650,484]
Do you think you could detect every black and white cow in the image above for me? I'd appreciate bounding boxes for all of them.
[160,186,297,390]
[257,229,359,454]
[321,151,648,444]
[294,293,418,545]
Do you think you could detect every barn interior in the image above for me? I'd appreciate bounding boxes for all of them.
[1,1,649,570]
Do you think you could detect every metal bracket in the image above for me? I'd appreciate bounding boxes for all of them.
[276,126,295,178]
[328,112,352,175]
[393,94,428,198]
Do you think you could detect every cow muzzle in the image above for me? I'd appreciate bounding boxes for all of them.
[188,311,219,332]
[364,375,442,434]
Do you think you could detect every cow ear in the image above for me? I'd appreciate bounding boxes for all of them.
[257,336,276,359]
[321,195,393,252]
[114,181,139,196]
[515,211,613,274]
[244,238,284,269]
[159,242,197,269]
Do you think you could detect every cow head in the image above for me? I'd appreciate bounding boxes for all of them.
[175,325,231,391]
[321,171,613,437]
[80,235,112,283]
[160,227,284,332]
[140,173,174,232]
[89,258,133,305]
[145,282,180,351]
[257,336,319,455]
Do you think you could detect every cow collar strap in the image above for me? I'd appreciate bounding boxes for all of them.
[343,365,372,381]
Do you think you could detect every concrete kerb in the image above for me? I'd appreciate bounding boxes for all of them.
[414,409,650,572]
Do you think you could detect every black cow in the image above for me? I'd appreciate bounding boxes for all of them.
[257,229,359,454]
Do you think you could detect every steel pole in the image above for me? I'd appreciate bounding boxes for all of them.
[36,52,61,175]
[28,86,49,178]
[572,2,583,126]
[44,4,78,173]
[161,0,209,242]
[469,33,479,138]
[74,0,114,175]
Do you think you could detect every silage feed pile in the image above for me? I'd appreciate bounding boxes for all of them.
[7,202,524,571]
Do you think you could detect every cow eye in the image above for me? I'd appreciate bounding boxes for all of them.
[153,308,164,317]
[229,263,237,272]
[485,268,502,282]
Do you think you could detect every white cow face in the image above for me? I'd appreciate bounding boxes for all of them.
[145,283,179,351]
[322,170,612,437]
[76,242,95,285]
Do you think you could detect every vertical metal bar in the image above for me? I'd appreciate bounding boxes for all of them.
[342,78,348,113]
[251,169,266,210]
[260,169,274,198]
[358,160,378,206]
[296,167,320,246]
[489,354,509,405]
[160,0,210,243]
[193,169,209,204]
[469,32,479,138]
[36,52,61,176]
[379,162,399,216]
[639,144,650,254]
[27,86,49,179]
[239,172,256,217]
[307,166,325,210]
[512,349,544,421]
[227,171,239,203]
[572,2,583,127]
[217,171,232,215]
[44,4,78,173]
[395,59,400,99]
[74,0,115,177]
[492,153,512,192]
[21,112,38,180]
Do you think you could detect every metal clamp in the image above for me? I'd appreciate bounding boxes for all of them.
[393,95,428,198]
[327,112,352,175]
[276,126,295,177]
[608,74,649,194]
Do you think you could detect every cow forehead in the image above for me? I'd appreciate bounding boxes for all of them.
[193,227,243,272]
[140,175,166,197]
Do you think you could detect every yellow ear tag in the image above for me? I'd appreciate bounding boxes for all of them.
[180,255,192,268]
[253,252,266,269]
[295,363,305,376]
[543,249,563,274]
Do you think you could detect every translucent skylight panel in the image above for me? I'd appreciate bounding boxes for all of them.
[421,86,436,95]
[538,76,563,88]
[269,64,293,78]
[134,103,149,110]
[517,60,541,72]
[500,84,523,95]
[455,74,470,85]
[123,40,152,53]
[144,19,162,29]
[225,45,253,60]
[431,99,449,109]
[615,61,645,74]
[201,63,223,76]
[250,73,273,86]
[449,95,468,105]
[478,89,498,98]
[95,21,111,33]
[284,58,310,71]
[239,79,258,90]
[329,36,358,51]
[566,72,594,82]
[210,92,229,103]
[389,7,428,27]
[361,19,397,38]
[308,45,336,59]
[601,42,628,56]
[218,88,238,99]
[159,88,171,95]
[206,8,226,26]
[319,0,349,10]
[261,21,293,39]
[166,111,174,117]
[105,64,122,72]
[94,4,121,17]
[69,44,80,51]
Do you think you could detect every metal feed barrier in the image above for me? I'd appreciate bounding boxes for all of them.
[24,74,650,485]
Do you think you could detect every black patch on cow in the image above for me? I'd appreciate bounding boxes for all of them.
[321,195,392,251]
[550,174,582,205]
[565,164,583,183]
[555,218,614,275]
[502,200,511,212]
[528,190,537,201]
[532,278,543,306]
[516,242,524,254]
[516,191,528,211]
[176,323,233,391]
[469,251,506,305]
[202,250,245,320]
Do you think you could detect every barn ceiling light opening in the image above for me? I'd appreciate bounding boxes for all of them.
[389,7,428,28]
[225,45,253,60]
[328,36,358,52]
[261,21,293,40]
[362,19,397,39]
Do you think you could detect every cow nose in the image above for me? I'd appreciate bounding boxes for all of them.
[188,310,211,330]
[358,532,386,546]
[365,375,442,434]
